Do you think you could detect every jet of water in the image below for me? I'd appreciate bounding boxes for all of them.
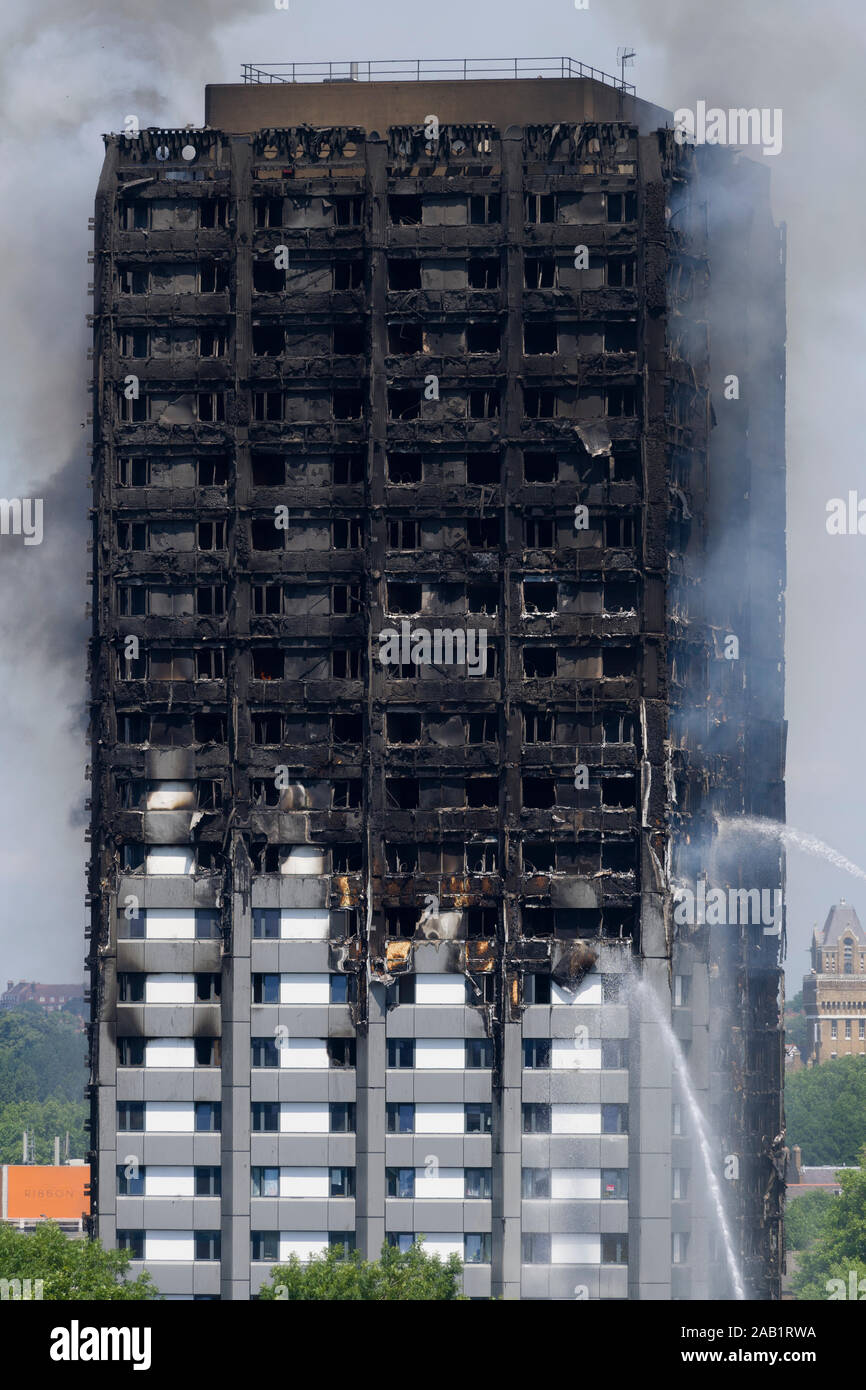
[717,816,866,884]
[632,975,747,1300]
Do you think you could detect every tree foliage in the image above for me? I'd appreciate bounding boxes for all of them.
[258,1241,466,1300]
[0,1222,160,1300]
[785,1188,833,1251]
[0,1099,87,1165]
[786,1056,866,1164]
[793,1155,866,1300]
[784,990,808,1055]
[0,1009,88,1162]
[0,1007,87,1105]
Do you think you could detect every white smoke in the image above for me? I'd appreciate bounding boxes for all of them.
[611,0,866,973]
[0,1,263,976]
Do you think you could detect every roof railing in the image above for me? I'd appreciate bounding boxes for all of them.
[240,57,635,95]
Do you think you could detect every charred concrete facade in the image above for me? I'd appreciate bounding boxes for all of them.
[87,69,785,1300]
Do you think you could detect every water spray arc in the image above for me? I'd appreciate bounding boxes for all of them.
[631,974,747,1300]
[716,817,866,885]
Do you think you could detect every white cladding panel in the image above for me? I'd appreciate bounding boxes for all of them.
[415,1038,465,1069]
[415,974,465,1005]
[145,1102,195,1132]
[415,1103,464,1134]
[551,1233,601,1265]
[281,1168,329,1198]
[552,975,602,1005]
[424,1233,463,1260]
[279,1233,328,1261]
[281,909,329,939]
[144,974,195,1005]
[145,781,194,811]
[144,1167,195,1197]
[280,1038,330,1069]
[144,1039,195,1068]
[280,1103,330,1133]
[551,1104,601,1135]
[145,909,196,939]
[280,974,330,1004]
[144,1231,195,1261]
[145,846,195,875]
[551,1038,602,1070]
[550,1169,601,1199]
[414,1168,464,1200]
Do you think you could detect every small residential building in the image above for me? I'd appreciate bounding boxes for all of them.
[0,982,85,1013]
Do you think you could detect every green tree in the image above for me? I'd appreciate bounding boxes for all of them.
[258,1240,467,1300]
[784,990,808,1056]
[0,1009,88,1162]
[0,1222,160,1300]
[785,1188,833,1251]
[0,1008,87,1106]
[794,1255,866,1302]
[0,1099,87,1164]
[793,1154,866,1300]
[786,1056,866,1164]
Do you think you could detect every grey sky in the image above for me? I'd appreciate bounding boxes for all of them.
[0,0,861,991]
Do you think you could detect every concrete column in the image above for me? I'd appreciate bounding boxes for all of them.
[356,136,387,1261]
[493,125,526,1300]
[222,845,252,1301]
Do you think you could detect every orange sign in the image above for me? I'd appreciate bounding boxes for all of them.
[5,1166,89,1220]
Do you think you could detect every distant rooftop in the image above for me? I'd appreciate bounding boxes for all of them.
[788,1166,859,1191]
[241,57,635,96]
[818,900,865,946]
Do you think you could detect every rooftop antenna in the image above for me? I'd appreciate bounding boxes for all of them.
[617,46,635,92]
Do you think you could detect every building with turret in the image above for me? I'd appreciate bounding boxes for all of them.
[803,902,866,1063]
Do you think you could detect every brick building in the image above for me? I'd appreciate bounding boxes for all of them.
[803,902,866,1063]
[0,982,84,1012]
